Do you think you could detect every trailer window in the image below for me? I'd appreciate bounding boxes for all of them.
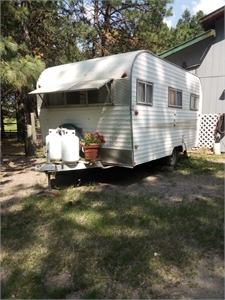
[88,85,111,104]
[137,80,153,105]
[47,93,64,106]
[66,91,86,104]
[190,94,199,110]
[168,88,182,108]
[45,84,111,106]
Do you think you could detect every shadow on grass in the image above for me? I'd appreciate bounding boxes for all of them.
[1,190,224,298]
[51,153,224,190]
[1,154,224,299]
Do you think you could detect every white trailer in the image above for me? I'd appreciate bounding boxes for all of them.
[30,50,202,179]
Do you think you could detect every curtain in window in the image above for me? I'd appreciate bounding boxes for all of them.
[138,82,145,102]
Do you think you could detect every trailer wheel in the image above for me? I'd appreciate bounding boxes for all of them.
[165,148,178,167]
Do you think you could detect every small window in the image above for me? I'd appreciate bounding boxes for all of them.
[66,92,85,105]
[47,93,64,106]
[168,88,182,108]
[88,85,111,104]
[137,80,153,105]
[66,91,86,105]
[190,94,199,110]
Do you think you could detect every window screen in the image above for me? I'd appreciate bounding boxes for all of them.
[45,84,111,106]
[47,93,64,106]
[88,85,110,104]
[66,91,85,104]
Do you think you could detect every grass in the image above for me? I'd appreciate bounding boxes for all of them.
[1,153,224,299]
[3,118,17,131]
[176,152,224,174]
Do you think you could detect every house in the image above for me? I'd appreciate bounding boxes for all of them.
[159,6,225,152]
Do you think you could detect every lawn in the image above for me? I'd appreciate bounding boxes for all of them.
[3,118,17,131]
[1,153,224,299]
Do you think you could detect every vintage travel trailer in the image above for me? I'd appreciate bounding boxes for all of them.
[30,50,202,178]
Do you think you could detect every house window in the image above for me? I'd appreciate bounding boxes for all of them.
[168,88,182,108]
[190,94,199,110]
[137,80,153,106]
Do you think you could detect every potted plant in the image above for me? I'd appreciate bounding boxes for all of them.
[81,132,105,160]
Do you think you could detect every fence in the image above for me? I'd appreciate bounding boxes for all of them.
[2,113,39,156]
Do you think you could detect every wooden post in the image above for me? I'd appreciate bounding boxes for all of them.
[26,124,36,156]
[30,112,37,141]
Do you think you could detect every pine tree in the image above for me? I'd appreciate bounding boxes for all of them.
[0,0,87,131]
[172,8,205,46]
[75,0,174,57]
[1,1,46,134]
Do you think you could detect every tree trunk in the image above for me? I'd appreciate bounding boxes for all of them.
[101,4,111,56]
[92,0,98,58]
[1,112,6,140]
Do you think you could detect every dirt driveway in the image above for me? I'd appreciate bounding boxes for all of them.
[1,152,224,299]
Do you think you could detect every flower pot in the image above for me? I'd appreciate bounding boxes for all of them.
[81,143,100,160]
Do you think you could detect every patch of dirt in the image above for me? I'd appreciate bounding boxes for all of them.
[0,151,224,299]
[1,138,26,156]
[1,155,47,200]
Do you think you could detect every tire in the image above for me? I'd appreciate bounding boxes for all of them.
[165,148,178,167]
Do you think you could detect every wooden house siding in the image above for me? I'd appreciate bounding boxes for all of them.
[159,7,225,151]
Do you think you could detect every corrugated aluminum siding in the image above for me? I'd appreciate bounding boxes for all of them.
[39,105,133,163]
[131,52,202,165]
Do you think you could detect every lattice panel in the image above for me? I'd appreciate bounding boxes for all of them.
[198,114,218,148]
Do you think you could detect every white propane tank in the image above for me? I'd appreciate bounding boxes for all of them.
[46,129,62,161]
[61,129,79,163]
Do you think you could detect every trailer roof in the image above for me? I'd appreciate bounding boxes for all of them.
[30,50,147,94]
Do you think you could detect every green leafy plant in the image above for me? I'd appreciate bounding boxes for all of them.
[81,132,105,145]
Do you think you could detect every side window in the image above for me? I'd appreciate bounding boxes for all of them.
[47,93,64,106]
[137,80,153,106]
[88,85,111,104]
[46,84,111,106]
[190,94,199,110]
[168,88,182,108]
[66,91,86,105]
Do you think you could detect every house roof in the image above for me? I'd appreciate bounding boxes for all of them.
[200,6,224,31]
[159,29,216,59]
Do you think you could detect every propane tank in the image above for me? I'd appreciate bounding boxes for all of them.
[61,129,79,163]
[46,129,62,161]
